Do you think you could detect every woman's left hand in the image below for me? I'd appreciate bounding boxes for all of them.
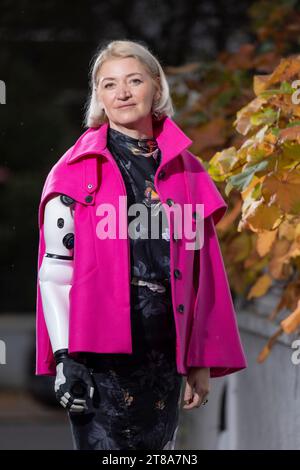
[182,367,210,410]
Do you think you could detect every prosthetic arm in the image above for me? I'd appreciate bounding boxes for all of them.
[38,194,75,353]
[38,194,94,412]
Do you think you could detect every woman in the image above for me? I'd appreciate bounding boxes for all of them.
[36,40,247,450]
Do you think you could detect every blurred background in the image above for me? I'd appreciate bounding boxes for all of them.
[2,0,300,450]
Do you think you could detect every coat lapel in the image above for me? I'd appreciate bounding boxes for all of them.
[66,116,193,168]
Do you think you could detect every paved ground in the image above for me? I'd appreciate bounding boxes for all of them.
[0,390,73,449]
[0,389,189,450]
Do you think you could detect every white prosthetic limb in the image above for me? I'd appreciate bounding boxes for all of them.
[38,194,94,413]
[38,194,75,353]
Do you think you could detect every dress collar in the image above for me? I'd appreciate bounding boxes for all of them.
[107,126,160,161]
[67,116,193,166]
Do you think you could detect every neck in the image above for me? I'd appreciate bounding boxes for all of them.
[108,115,154,140]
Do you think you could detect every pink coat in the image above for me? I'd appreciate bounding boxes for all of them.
[35,116,247,377]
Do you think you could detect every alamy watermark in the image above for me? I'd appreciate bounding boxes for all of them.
[0,340,6,364]
[291,79,300,104]
[290,339,300,365]
[0,80,6,104]
[94,198,205,250]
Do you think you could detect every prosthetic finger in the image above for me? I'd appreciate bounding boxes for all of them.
[59,391,87,411]
[73,398,87,405]
[69,403,87,413]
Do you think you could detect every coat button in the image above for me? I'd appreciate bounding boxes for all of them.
[87,183,93,190]
[63,233,74,250]
[174,269,181,279]
[158,170,166,180]
[60,195,75,207]
[177,304,184,313]
[85,195,93,203]
[166,198,175,207]
[57,218,64,229]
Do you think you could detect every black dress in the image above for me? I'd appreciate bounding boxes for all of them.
[67,127,183,450]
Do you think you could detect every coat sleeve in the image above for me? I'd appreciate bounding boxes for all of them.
[35,148,76,376]
[185,160,248,378]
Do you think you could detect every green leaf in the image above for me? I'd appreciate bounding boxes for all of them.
[280,81,295,94]
[282,142,300,159]
[252,182,262,200]
[271,127,280,136]
[250,107,278,126]
[228,160,269,192]
[225,180,234,197]
[286,120,300,128]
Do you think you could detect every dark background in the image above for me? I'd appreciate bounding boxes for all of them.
[0,0,254,313]
[1,0,300,451]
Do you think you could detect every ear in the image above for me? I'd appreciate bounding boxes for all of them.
[154,88,161,102]
[153,77,161,99]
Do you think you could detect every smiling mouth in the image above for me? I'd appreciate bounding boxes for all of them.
[118,104,136,108]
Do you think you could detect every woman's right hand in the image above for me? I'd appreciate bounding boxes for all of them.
[54,349,94,413]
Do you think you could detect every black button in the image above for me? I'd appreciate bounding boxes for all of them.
[60,195,75,207]
[57,218,64,229]
[174,269,181,279]
[158,170,166,180]
[85,195,93,203]
[166,198,174,206]
[177,304,184,313]
[63,233,74,250]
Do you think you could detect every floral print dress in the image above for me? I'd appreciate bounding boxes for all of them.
[108,126,171,285]
[68,127,183,450]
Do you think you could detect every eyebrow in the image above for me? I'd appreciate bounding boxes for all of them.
[100,72,143,83]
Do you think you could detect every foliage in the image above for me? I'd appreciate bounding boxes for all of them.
[168,0,300,361]
[210,56,300,360]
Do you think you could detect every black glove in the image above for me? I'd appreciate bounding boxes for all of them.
[54,349,94,413]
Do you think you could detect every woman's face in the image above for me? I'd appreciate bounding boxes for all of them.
[95,57,160,128]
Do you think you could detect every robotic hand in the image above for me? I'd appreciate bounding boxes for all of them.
[38,194,95,413]
[54,349,94,413]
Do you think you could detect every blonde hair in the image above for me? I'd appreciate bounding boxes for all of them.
[83,39,174,128]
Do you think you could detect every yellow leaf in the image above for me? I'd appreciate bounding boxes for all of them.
[268,238,291,279]
[247,273,273,299]
[278,220,297,241]
[254,57,300,95]
[265,132,278,145]
[272,238,291,257]
[209,147,239,175]
[256,230,278,257]
[241,175,264,201]
[245,199,282,231]
[269,256,288,280]
[234,97,267,135]
[262,171,300,214]
[254,75,271,96]
[281,240,300,263]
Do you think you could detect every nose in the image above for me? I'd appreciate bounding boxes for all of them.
[116,83,131,100]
